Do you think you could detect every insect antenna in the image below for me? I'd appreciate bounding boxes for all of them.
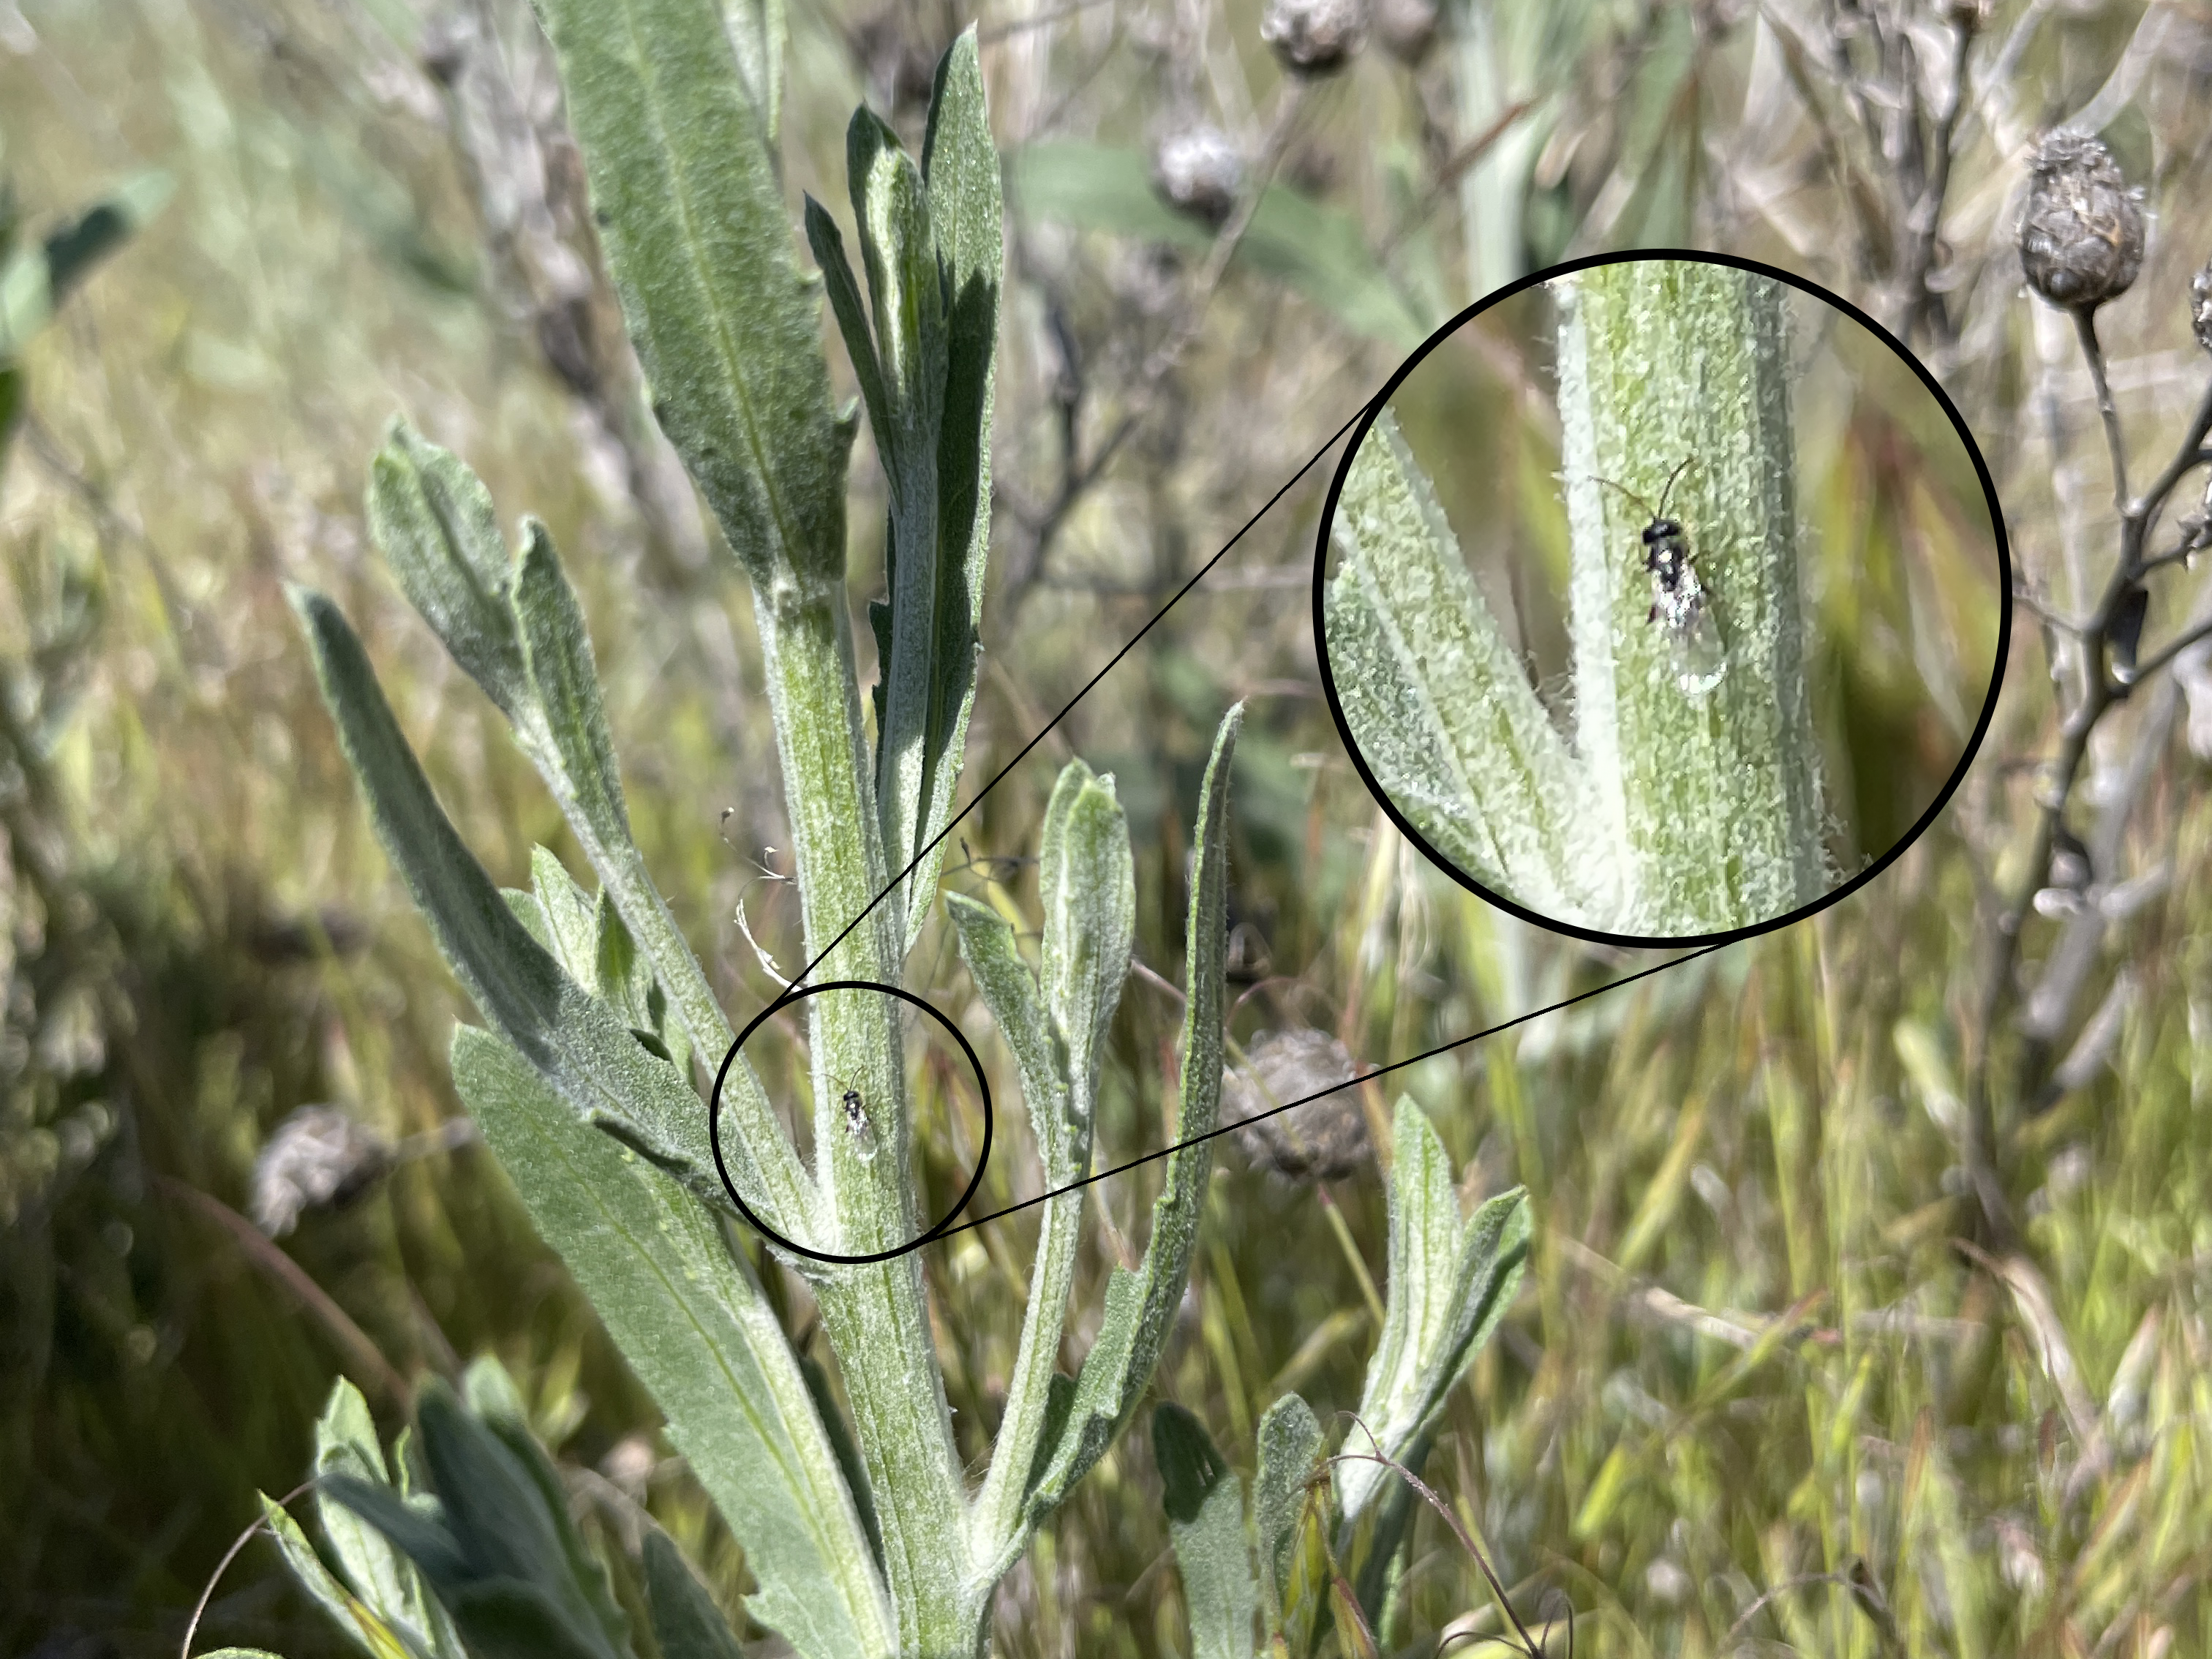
[1590,474,1656,522]
[1652,454,1698,520]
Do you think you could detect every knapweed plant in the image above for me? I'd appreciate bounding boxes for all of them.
[234,7,1531,1659]
[1325,259,1829,938]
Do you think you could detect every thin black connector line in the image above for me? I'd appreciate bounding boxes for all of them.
[939,942,1727,1238]
[778,397,1375,1001]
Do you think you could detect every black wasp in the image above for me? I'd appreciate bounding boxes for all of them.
[1593,456,1728,697]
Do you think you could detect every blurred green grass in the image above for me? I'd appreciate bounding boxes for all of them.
[4,2,2210,1658]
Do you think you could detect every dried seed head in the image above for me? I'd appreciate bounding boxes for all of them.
[1151,125,1244,229]
[2018,131,2145,313]
[250,1105,393,1236]
[2192,257,2212,354]
[1221,1028,1372,1181]
[1260,0,1369,75]
[1373,0,1440,64]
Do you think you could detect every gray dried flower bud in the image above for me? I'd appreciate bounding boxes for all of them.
[1260,0,1369,75]
[251,1105,393,1236]
[1373,0,1440,64]
[2192,257,2212,354]
[1152,125,1245,228]
[2018,131,2145,313]
[1221,1028,1372,1181]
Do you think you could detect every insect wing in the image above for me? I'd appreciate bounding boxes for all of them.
[1668,601,1728,697]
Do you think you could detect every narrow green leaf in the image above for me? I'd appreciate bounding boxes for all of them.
[803,198,893,465]
[320,1478,467,1590]
[505,516,734,1069]
[309,1380,458,1659]
[535,0,849,596]
[902,28,1003,957]
[593,889,652,1031]
[643,1528,746,1659]
[368,424,737,1071]
[451,1025,893,1659]
[1336,1099,1529,1521]
[847,108,947,925]
[1325,411,1612,924]
[259,1494,416,1659]
[1253,1393,1323,1625]
[1153,1404,1257,1659]
[289,586,811,1235]
[950,884,1086,1565]
[459,1357,633,1659]
[944,892,1068,1181]
[531,846,600,988]
[1038,759,1133,1152]
[511,520,626,859]
[365,420,527,718]
[1017,705,1242,1535]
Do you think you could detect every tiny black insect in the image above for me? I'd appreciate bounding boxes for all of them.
[1592,456,1727,696]
[840,1087,868,1136]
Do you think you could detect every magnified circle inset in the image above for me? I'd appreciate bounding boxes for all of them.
[1312,249,2010,949]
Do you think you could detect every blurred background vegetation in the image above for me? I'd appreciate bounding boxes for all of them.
[4,1,2209,1655]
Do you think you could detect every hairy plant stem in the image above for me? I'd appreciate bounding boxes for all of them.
[755,583,974,1650]
[1558,260,1824,933]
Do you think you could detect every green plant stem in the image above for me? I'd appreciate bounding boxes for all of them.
[753,585,973,1649]
[970,1181,1083,1559]
[1558,260,1824,933]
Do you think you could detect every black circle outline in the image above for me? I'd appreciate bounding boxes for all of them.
[1311,247,2014,951]
[709,979,993,1265]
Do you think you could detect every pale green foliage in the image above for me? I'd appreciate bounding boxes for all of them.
[1252,1395,1323,1630]
[1146,1107,1529,1655]
[530,0,847,602]
[1325,411,1613,922]
[279,9,1249,1658]
[1326,263,1827,936]
[1153,1404,1259,1659]
[1336,1100,1530,1521]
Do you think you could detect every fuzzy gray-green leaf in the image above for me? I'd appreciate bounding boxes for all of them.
[945,892,1069,1179]
[530,847,599,988]
[257,1494,403,1659]
[1325,412,1610,924]
[308,1380,459,1659]
[1153,1404,1258,1659]
[644,1527,747,1659]
[366,421,527,718]
[535,0,848,596]
[1039,760,1133,1146]
[1253,1392,1323,1624]
[804,198,892,467]
[1020,705,1241,1530]
[460,1356,633,1659]
[290,587,810,1234]
[848,106,947,920]
[452,1025,892,1659]
[952,884,1087,1567]
[1337,1099,1529,1520]
[511,519,628,857]
[902,28,1002,958]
